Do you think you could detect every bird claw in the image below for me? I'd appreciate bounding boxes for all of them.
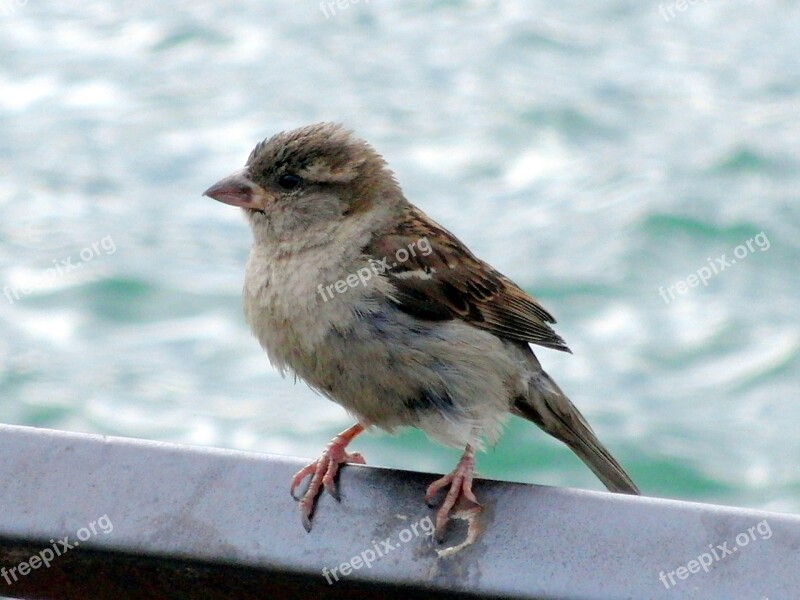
[290,463,318,500]
[425,447,481,543]
[290,437,366,531]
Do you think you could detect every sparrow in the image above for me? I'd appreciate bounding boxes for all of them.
[203,123,640,542]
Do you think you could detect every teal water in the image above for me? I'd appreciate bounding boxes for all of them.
[0,1,799,522]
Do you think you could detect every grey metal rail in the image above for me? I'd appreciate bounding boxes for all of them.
[0,423,797,599]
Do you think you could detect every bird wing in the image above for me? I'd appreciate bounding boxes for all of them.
[364,206,571,353]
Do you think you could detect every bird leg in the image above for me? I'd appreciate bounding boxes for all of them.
[425,444,481,543]
[290,423,366,531]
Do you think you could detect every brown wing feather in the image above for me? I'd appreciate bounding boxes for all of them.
[365,206,571,353]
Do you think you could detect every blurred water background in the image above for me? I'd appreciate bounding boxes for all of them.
[0,0,798,518]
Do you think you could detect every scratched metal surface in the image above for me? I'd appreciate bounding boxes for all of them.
[0,423,797,600]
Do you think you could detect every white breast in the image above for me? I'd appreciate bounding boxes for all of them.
[244,245,346,371]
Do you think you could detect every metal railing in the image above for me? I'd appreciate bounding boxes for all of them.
[0,423,797,599]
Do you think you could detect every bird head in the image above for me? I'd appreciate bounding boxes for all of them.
[203,123,402,241]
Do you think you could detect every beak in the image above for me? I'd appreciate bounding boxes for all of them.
[203,169,269,210]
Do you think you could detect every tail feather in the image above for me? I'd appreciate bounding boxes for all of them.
[516,371,640,495]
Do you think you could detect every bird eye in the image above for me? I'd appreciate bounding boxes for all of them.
[277,173,301,191]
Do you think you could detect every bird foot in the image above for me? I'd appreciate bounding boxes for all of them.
[425,446,481,543]
[290,424,365,531]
